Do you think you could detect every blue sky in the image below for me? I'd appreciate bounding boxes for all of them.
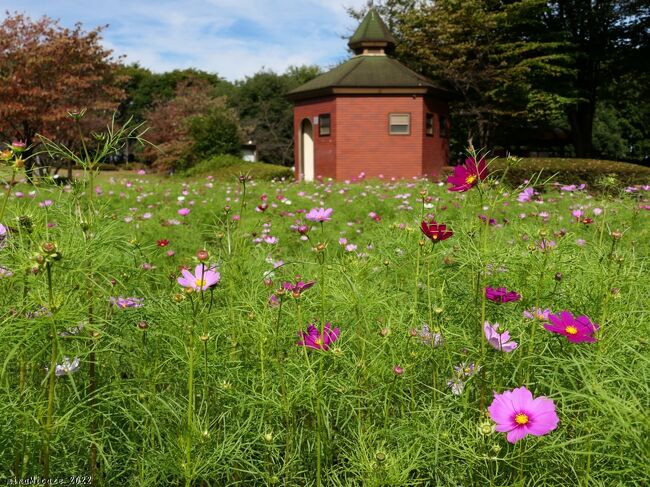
[1,0,368,80]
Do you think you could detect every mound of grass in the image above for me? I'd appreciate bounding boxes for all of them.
[183,154,293,181]
[491,157,650,188]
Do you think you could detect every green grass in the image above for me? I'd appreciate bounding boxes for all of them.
[0,164,648,486]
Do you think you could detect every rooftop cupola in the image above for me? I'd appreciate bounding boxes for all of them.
[347,7,396,56]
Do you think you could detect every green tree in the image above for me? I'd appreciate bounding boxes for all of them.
[351,1,574,150]
[545,0,650,156]
[232,65,321,165]
[188,107,242,160]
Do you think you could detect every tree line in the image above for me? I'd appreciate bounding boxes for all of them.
[0,3,648,177]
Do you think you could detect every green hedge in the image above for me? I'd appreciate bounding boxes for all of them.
[443,157,650,189]
[183,154,293,181]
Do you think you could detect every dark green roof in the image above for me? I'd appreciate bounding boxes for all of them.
[348,7,395,51]
[287,55,451,99]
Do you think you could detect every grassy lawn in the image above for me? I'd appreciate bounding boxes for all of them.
[0,158,648,485]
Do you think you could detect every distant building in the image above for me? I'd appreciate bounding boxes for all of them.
[241,140,258,162]
[287,8,453,181]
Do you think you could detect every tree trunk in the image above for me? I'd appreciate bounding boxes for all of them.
[568,100,595,158]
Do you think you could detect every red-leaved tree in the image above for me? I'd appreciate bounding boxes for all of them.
[0,12,125,179]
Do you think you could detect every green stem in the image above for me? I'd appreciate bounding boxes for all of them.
[43,262,57,479]
[0,169,16,223]
[186,323,195,487]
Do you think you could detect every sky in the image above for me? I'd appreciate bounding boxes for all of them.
[1,0,369,81]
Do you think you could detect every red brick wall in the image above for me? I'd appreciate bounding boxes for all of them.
[292,94,449,181]
[336,95,424,180]
[293,97,336,180]
[422,97,450,177]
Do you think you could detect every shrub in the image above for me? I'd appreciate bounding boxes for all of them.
[491,157,650,188]
[184,154,293,181]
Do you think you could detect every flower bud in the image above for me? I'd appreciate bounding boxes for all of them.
[610,230,622,240]
[41,242,57,254]
[138,321,149,330]
[393,365,404,375]
[380,327,390,337]
[196,249,209,262]
[10,141,26,153]
[554,272,563,282]
[200,334,209,342]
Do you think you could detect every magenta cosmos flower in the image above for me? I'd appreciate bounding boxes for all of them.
[305,207,333,223]
[177,264,221,291]
[446,157,488,192]
[485,287,521,303]
[297,323,340,351]
[283,279,316,296]
[420,219,453,243]
[543,311,599,343]
[484,321,518,352]
[488,386,559,444]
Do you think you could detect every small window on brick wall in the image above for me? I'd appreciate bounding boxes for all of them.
[439,115,449,138]
[426,113,434,136]
[319,114,331,136]
[389,113,410,135]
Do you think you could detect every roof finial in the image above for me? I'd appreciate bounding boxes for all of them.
[348,4,396,55]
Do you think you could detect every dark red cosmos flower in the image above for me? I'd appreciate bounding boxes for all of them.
[420,219,453,243]
[446,157,488,192]
[581,218,593,225]
[157,239,170,247]
[485,287,521,303]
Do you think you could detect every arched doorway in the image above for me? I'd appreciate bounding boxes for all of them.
[300,119,314,181]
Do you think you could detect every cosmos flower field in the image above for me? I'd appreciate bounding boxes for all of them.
[1,154,649,485]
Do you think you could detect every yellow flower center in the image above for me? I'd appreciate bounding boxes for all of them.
[195,279,206,288]
[515,413,529,425]
[464,367,471,374]
[314,337,324,346]
[565,326,578,335]
[465,174,477,185]
[432,234,438,240]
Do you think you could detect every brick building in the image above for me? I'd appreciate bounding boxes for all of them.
[286,8,453,181]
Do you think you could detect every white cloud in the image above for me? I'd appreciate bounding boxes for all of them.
[0,0,369,80]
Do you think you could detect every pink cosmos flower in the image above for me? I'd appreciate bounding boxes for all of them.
[39,200,53,208]
[523,308,551,321]
[485,287,521,303]
[572,209,584,220]
[305,207,333,222]
[543,311,599,343]
[177,264,221,291]
[110,297,144,309]
[488,386,559,443]
[483,321,518,352]
[517,187,536,202]
[297,323,340,351]
[178,208,191,216]
[446,157,488,192]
